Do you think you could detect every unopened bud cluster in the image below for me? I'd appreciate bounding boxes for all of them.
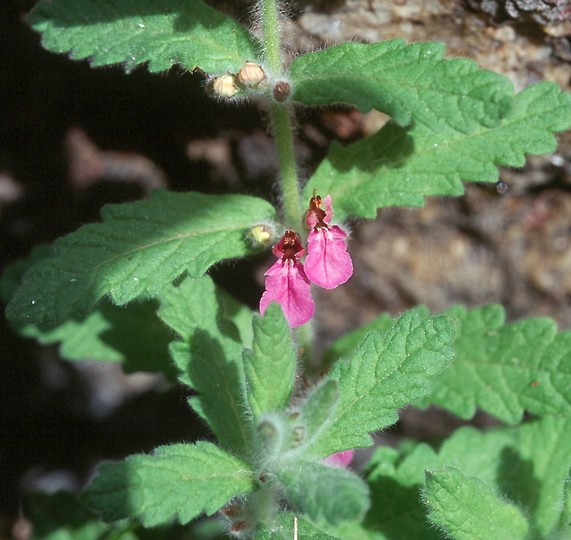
[209,61,289,102]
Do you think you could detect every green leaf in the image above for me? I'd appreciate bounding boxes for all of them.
[6,191,275,326]
[252,380,339,464]
[275,461,370,526]
[362,447,442,540]
[243,304,297,419]
[159,275,252,345]
[23,301,174,376]
[81,442,255,527]
[417,304,571,424]
[423,467,529,540]
[306,309,456,457]
[306,82,571,220]
[29,0,260,74]
[161,281,297,457]
[252,379,339,463]
[159,274,252,386]
[0,244,52,303]
[323,313,393,369]
[250,379,339,469]
[269,514,383,540]
[2,247,174,375]
[291,40,513,129]
[184,331,253,458]
[294,379,340,451]
[509,417,571,537]
[159,276,255,458]
[365,417,571,538]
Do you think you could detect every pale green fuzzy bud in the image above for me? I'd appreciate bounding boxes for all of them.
[257,417,283,460]
[248,223,275,247]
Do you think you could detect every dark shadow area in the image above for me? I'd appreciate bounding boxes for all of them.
[187,330,252,456]
[1,341,207,522]
[325,122,414,174]
[98,301,176,377]
[497,445,541,533]
[24,490,198,539]
[364,476,440,540]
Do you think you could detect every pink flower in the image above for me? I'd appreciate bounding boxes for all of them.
[259,230,315,328]
[324,450,355,468]
[304,194,353,289]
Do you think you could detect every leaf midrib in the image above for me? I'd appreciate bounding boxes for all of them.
[52,220,251,276]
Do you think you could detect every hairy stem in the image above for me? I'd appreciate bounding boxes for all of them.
[260,0,283,76]
[260,0,311,360]
[270,103,302,229]
[259,0,302,230]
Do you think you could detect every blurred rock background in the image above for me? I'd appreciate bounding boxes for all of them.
[1,0,569,536]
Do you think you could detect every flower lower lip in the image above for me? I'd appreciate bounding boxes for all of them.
[260,195,353,327]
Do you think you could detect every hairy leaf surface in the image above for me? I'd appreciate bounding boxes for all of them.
[417,304,571,423]
[558,472,571,538]
[291,40,513,129]
[159,275,252,386]
[243,304,297,419]
[184,331,253,458]
[306,309,456,457]
[82,442,255,527]
[29,0,259,74]
[160,276,255,456]
[275,461,370,526]
[323,313,393,369]
[294,379,340,453]
[306,82,571,220]
[2,248,173,375]
[365,417,571,538]
[159,275,252,346]
[423,467,529,540]
[6,191,275,326]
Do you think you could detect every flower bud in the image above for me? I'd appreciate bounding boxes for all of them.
[211,74,239,98]
[324,450,354,468]
[273,80,291,102]
[248,223,274,247]
[256,415,285,460]
[238,62,266,87]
